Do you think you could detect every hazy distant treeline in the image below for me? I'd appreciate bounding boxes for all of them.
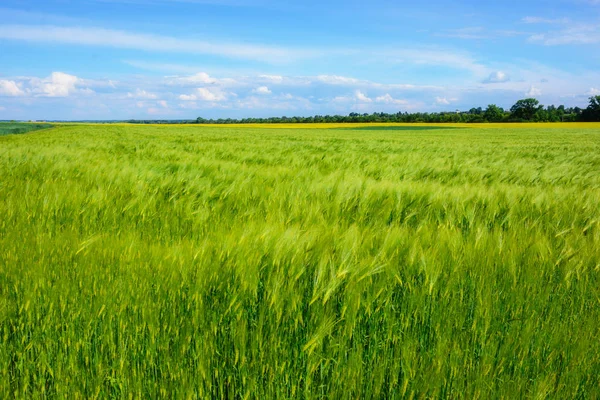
[126,96,600,125]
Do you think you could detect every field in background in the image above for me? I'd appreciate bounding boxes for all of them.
[62,121,600,129]
[1,124,599,398]
[0,122,54,136]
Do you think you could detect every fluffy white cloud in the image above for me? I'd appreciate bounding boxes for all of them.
[483,71,510,84]
[127,89,158,99]
[354,90,372,103]
[179,87,228,102]
[526,86,542,96]
[0,80,25,96]
[252,86,272,95]
[171,72,217,85]
[29,72,86,97]
[333,90,373,104]
[2,62,598,120]
[1,75,81,98]
[375,93,408,105]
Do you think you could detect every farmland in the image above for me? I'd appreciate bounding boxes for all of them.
[1,123,600,398]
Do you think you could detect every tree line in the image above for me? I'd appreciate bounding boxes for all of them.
[125,96,600,124]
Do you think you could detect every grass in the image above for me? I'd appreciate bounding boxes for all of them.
[1,123,599,398]
[0,122,54,136]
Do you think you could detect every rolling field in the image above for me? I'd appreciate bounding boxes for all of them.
[1,123,600,398]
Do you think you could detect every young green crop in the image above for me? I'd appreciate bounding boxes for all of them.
[1,124,599,398]
[0,122,54,136]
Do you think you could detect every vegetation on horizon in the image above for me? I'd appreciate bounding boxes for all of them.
[122,96,600,125]
[1,124,599,398]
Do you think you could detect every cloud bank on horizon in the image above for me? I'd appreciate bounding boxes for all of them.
[0,0,599,120]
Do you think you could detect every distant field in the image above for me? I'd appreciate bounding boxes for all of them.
[0,122,54,136]
[1,124,599,398]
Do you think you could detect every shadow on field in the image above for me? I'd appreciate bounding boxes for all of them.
[0,123,54,136]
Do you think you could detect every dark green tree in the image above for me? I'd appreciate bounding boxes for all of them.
[483,104,504,122]
[583,95,600,121]
[510,98,542,121]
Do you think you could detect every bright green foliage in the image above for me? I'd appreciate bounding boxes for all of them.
[1,124,600,398]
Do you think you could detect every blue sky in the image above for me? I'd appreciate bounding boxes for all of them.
[1,0,599,120]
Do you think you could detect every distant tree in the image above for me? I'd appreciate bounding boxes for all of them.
[483,104,504,122]
[510,98,542,121]
[583,95,600,121]
[533,108,548,122]
[182,98,594,125]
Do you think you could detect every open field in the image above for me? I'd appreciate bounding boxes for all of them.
[1,123,600,398]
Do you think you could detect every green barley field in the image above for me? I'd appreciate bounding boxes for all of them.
[0,122,54,136]
[1,123,600,398]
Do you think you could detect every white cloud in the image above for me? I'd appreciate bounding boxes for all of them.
[587,88,600,95]
[252,86,272,95]
[127,88,158,99]
[0,80,25,96]
[259,75,284,84]
[179,87,229,102]
[196,88,226,101]
[375,93,408,105]
[29,72,84,97]
[0,24,315,63]
[355,90,372,103]
[3,59,598,120]
[483,71,510,84]
[333,90,373,104]
[317,75,361,85]
[170,72,217,85]
[526,86,542,96]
